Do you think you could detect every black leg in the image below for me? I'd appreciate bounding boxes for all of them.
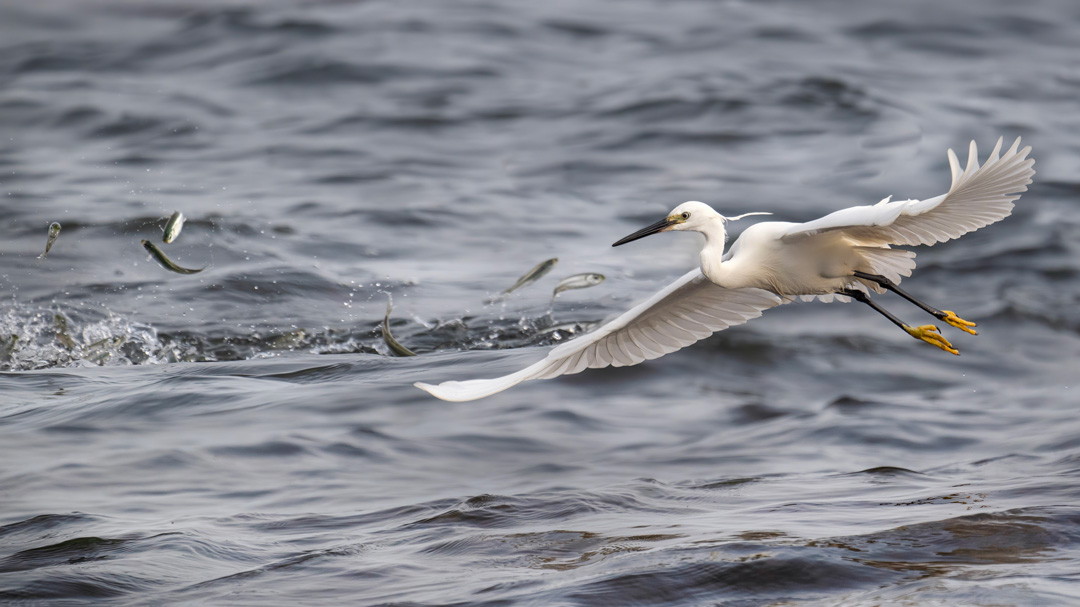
[840,289,907,331]
[852,271,977,335]
[852,271,942,316]
[839,288,959,355]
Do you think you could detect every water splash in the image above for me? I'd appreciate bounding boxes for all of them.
[0,302,600,370]
[0,305,164,371]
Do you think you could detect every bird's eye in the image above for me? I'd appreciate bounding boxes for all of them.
[681,212,690,220]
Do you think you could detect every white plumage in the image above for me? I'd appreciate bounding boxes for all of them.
[417,271,781,401]
[783,137,1031,246]
[416,137,1035,401]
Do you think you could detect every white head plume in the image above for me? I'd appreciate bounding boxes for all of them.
[721,211,772,222]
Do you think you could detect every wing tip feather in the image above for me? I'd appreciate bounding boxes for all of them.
[947,148,962,187]
[414,380,482,402]
[414,371,532,401]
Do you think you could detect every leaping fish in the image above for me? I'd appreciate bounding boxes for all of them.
[382,300,417,357]
[162,211,185,244]
[486,258,559,303]
[38,222,61,259]
[141,240,205,274]
[504,258,558,295]
[552,273,605,298]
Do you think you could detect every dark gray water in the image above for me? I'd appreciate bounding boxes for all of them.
[2,0,1079,604]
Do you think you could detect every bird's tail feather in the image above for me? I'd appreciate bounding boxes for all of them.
[853,245,917,292]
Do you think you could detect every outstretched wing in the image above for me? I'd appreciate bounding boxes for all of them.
[784,136,1035,246]
[415,269,782,401]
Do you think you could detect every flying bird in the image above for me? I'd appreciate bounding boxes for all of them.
[416,137,1035,401]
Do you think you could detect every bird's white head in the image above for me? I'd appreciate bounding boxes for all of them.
[612,201,770,246]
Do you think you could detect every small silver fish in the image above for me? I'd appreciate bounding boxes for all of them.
[163,211,185,244]
[382,301,416,357]
[142,240,205,274]
[537,321,599,338]
[38,222,61,259]
[0,333,19,361]
[53,313,76,350]
[86,335,124,349]
[502,258,558,296]
[552,273,605,298]
[85,336,124,365]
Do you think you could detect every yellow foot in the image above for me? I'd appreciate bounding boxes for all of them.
[904,324,959,355]
[940,310,977,335]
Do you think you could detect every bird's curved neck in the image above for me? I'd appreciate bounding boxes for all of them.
[697,217,728,246]
[697,219,730,285]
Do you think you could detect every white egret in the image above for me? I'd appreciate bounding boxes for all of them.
[416,137,1035,402]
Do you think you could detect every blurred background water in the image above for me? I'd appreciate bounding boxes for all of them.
[2,0,1079,604]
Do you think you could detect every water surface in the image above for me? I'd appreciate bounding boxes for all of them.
[2,0,1080,604]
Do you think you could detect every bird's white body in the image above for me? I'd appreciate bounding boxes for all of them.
[697,218,904,297]
[703,221,824,293]
[417,137,1035,401]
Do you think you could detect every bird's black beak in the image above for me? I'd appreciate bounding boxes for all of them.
[612,216,677,247]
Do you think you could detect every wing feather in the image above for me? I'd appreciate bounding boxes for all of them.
[630,328,664,360]
[565,350,587,375]
[415,269,782,401]
[614,331,640,365]
[784,136,1035,247]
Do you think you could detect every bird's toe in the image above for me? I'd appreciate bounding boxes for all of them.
[940,310,978,335]
[904,324,960,356]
